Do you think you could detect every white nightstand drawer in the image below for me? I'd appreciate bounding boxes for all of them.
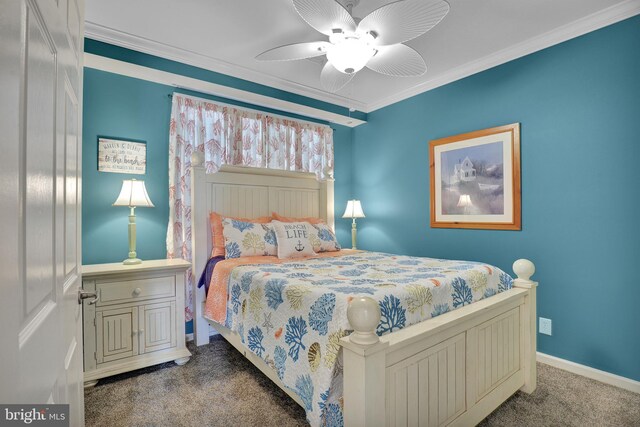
[96,276,175,306]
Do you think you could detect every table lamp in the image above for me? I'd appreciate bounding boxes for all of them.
[342,199,365,249]
[113,179,154,265]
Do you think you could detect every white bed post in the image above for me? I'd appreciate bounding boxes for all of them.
[341,297,389,427]
[512,259,538,393]
[191,152,210,346]
[320,168,335,231]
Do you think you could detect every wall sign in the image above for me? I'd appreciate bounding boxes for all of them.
[98,137,147,174]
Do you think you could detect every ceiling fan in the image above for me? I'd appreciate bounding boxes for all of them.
[256,0,450,93]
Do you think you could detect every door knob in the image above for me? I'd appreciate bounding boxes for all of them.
[78,289,99,305]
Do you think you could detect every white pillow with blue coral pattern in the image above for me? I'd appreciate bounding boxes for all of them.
[308,223,341,252]
[222,218,277,259]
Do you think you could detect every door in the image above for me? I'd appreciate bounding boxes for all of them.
[0,0,85,424]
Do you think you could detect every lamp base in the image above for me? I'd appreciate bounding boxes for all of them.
[351,218,358,250]
[123,258,142,265]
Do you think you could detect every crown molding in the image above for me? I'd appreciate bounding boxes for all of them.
[366,0,640,112]
[84,21,368,113]
[84,53,366,128]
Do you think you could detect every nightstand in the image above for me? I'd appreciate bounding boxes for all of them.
[81,259,192,387]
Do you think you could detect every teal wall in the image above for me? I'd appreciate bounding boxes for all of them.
[351,16,640,381]
[82,69,353,264]
[82,42,355,333]
[83,70,171,264]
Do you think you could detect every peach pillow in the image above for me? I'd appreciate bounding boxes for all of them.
[272,212,324,224]
[209,212,271,258]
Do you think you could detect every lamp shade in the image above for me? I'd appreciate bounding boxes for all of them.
[113,179,154,207]
[342,200,365,219]
[457,194,472,208]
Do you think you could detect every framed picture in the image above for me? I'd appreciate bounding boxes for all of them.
[98,136,147,174]
[429,123,521,230]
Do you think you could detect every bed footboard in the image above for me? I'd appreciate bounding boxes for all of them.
[340,259,537,427]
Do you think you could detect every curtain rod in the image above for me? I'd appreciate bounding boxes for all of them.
[167,91,334,132]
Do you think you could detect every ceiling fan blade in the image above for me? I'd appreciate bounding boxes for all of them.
[256,41,330,61]
[358,0,450,46]
[366,44,427,77]
[292,0,356,36]
[320,61,354,92]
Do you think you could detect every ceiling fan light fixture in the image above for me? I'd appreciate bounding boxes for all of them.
[259,0,451,92]
[326,32,376,74]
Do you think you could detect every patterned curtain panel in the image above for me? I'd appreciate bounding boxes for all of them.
[167,93,334,321]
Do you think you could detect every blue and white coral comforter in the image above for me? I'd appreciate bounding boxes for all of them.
[221,251,513,426]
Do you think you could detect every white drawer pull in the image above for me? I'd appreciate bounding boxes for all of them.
[133,287,142,296]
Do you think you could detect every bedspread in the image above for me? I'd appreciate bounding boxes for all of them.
[205,251,513,426]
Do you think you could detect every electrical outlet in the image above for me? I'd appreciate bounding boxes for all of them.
[539,317,552,336]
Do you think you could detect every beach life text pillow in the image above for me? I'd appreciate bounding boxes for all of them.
[272,221,316,259]
[222,218,277,259]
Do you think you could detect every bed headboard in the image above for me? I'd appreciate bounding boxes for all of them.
[190,152,335,345]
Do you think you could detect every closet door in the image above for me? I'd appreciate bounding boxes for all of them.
[0,0,85,423]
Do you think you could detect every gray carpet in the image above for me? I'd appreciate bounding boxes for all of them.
[85,336,640,426]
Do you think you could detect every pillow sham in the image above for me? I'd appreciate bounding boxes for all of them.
[308,223,341,253]
[209,212,271,257]
[272,212,324,225]
[271,220,316,259]
[221,218,277,259]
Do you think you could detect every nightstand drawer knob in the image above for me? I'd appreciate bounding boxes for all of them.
[133,287,142,296]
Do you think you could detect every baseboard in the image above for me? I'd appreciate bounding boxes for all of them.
[537,352,640,394]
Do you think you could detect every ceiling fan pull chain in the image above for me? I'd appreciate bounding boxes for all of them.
[342,0,360,17]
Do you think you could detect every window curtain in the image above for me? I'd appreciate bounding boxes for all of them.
[166,93,334,321]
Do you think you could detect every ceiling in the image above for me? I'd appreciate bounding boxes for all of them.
[85,0,639,113]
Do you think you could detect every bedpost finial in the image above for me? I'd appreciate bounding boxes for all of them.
[347,296,381,345]
[323,166,334,180]
[513,259,535,281]
[191,151,204,167]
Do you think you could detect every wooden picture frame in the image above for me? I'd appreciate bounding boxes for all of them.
[430,123,521,230]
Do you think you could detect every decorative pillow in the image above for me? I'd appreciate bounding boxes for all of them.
[222,218,277,259]
[271,221,317,259]
[308,223,341,253]
[210,212,271,257]
[272,212,325,225]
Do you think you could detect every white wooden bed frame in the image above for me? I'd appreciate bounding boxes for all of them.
[190,153,538,426]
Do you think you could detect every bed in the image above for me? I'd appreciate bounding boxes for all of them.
[190,153,538,427]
